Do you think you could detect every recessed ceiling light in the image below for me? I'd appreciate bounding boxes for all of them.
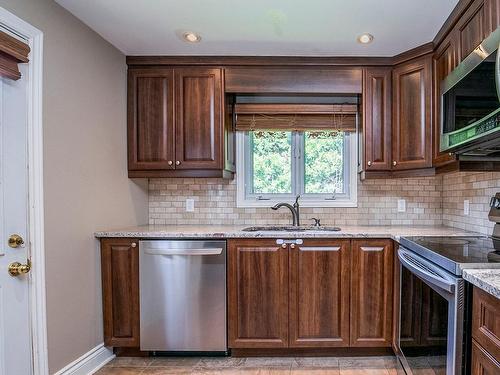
[183,32,201,43]
[357,33,374,44]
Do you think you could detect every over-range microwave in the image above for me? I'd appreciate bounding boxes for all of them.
[441,28,500,157]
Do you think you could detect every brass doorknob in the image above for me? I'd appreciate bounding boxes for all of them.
[8,234,24,248]
[8,260,31,277]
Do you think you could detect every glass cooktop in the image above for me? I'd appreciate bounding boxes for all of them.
[399,236,500,275]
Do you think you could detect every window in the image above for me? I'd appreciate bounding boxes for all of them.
[236,130,357,207]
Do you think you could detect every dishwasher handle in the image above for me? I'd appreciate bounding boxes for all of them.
[144,248,223,256]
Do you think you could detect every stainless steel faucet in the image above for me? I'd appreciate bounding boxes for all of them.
[271,195,300,226]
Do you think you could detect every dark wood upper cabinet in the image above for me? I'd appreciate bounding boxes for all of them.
[362,67,392,171]
[228,239,289,348]
[392,55,433,171]
[100,238,140,347]
[350,239,394,347]
[433,34,458,167]
[174,68,223,170]
[457,0,488,61]
[289,239,350,347]
[128,67,234,178]
[128,69,175,171]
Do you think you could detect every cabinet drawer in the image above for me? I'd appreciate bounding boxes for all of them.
[472,287,500,362]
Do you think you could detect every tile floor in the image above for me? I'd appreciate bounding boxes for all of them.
[96,356,403,375]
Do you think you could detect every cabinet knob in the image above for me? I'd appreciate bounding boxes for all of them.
[167,160,173,166]
[290,244,296,249]
[367,160,372,167]
[281,243,287,249]
[392,160,397,166]
[131,243,137,248]
[175,161,181,166]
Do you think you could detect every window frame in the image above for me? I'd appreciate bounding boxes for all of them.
[236,130,358,208]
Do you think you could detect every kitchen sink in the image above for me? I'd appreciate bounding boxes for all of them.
[242,225,341,232]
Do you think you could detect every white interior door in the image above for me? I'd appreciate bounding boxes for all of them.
[0,60,32,375]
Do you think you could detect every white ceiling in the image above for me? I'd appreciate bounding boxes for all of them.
[56,0,459,57]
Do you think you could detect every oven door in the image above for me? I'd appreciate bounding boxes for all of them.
[397,247,465,375]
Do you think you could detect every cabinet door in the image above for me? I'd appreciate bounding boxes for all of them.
[128,69,175,170]
[392,55,433,170]
[101,238,139,347]
[472,287,500,361]
[471,339,500,374]
[433,34,458,167]
[228,239,289,348]
[350,239,394,347]
[175,68,223,170]
[289,239,350,347]
[457,0,487,61]
[363,67,392,171]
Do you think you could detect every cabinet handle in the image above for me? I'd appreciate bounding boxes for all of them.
[175,161,181,166]
[367,160,372,167]
[299,246,340,252]
[392,160,397,166]
[167,160,173,166]
[131,243,137,248]
[360,246,384,252]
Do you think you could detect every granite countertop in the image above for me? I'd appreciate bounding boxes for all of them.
[463,269,500,299]
[94,224,476,241]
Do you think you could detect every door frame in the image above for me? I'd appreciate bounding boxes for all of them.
[0,7,47,375]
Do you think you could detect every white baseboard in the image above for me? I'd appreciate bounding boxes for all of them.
[53,343,115,375]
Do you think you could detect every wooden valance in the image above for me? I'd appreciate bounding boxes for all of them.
[0,31,30,80]
[234,103,358,132]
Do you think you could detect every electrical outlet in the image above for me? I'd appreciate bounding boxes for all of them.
[397,199,406,213]
[464,200,470,216]
[186,198,195,212]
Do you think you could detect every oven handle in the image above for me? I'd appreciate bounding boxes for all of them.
[398,248,455,294]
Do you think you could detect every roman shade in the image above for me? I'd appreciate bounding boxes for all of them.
[234,103,357,132]
[0,30,30,80]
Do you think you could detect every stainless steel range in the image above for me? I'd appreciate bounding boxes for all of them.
[396,193,500,375]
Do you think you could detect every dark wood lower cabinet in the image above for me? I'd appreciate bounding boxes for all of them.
[350,239,394,347]
[471,339,500,374]
[472,286,500,371]
[289,239,350,347]
[101,238,140,347]
[228,238,394,350]
[228,239,289,348]
[100,237,397,351]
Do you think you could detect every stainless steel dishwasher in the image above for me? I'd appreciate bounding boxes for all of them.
[139,240,227,353]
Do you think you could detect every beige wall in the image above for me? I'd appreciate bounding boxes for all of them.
[0,0,148,373]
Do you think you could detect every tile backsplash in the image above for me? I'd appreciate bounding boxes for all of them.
[149,176,443,226]
[442,172,500,235]
[149,171,500,230]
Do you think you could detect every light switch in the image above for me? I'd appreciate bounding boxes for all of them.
[186,198,195,212]
[397,199,406,212]
[464,200,470,216]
